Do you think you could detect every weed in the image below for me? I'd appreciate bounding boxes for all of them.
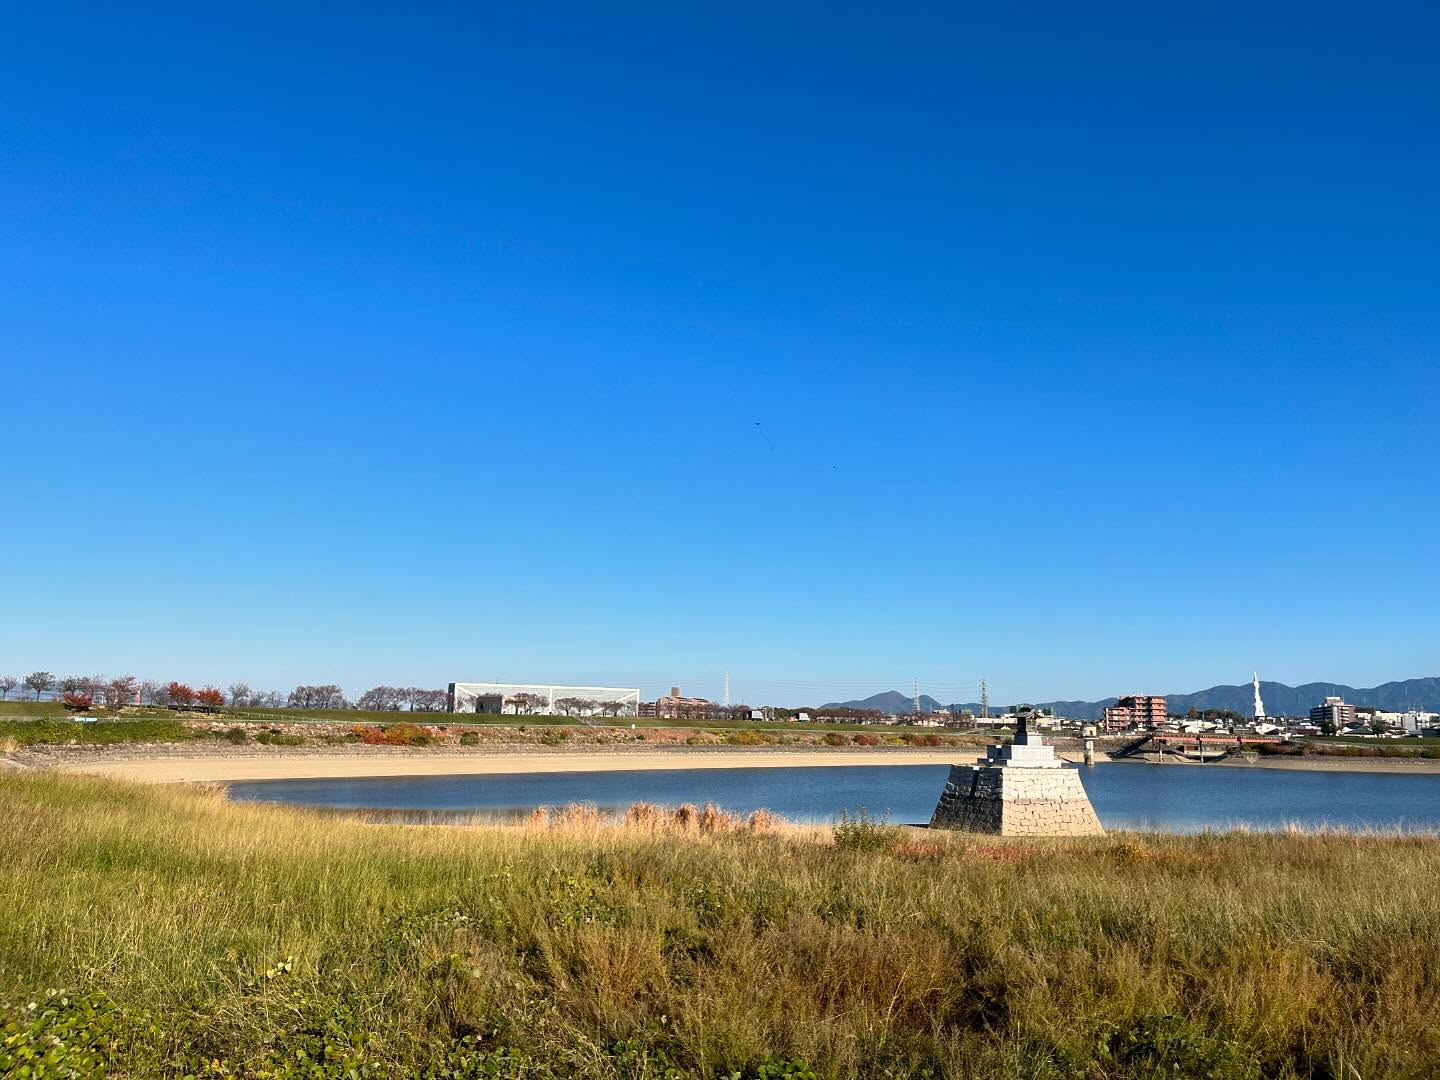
[833,808,899,852]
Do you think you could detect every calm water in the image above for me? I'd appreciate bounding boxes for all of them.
[227,763,1440,832]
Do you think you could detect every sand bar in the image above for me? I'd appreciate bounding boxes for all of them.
[50,748,976,784]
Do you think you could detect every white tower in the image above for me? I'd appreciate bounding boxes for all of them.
[1252,673,1266,721]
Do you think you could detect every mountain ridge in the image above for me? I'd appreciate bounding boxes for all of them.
[822,677,1440,721]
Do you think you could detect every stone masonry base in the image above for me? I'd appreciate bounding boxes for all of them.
[929,763,1104,836]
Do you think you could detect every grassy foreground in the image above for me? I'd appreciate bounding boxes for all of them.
[4,778,1440,1079]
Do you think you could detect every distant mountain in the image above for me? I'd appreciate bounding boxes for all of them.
[1153,678,1440,721]
[823,690,948,714]
[824,677,1440,721]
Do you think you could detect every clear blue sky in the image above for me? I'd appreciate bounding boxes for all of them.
[3,5,1437,706]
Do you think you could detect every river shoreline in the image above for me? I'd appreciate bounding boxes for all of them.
[1105,753,1440,774]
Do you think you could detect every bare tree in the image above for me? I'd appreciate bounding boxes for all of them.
[506,692,546,716]
[357,686,404,711]
[144,680,169,706]
[0,675,16,700]
[228,682,252,707]
[287,684,349,710]
[410,689,447,713]
[60,675,89,694]
[552,696,600,718]
[24,672,54,701]
[105,675,139,708]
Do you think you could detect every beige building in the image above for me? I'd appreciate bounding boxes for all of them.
[641,686,717,720]
[1102,694,1167,732]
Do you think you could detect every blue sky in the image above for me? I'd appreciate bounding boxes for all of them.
[3,5,1437,706]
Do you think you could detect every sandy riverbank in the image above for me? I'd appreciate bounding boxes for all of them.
[39,746,976,784]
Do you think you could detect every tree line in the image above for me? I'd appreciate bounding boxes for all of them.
[0,672,451,714]
[354,686,448,712]
[0,672,291,708]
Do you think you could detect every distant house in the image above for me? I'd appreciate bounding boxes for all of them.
[644,686,717,720]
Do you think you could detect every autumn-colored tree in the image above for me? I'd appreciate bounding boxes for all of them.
[167,682,196,707]
[196,687,225,708]
[106,675,139,708]
[61,691,93,711]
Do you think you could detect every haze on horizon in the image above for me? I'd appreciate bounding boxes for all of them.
[3,6,1437,708]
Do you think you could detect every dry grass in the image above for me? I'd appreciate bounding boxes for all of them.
[4,774,1440,1077]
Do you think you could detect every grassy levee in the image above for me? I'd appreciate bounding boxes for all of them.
[234,706,989,736]
[0,701,85,719]
[4,775,1440,1078]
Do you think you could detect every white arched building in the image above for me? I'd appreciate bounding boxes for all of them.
[447,681,641,717]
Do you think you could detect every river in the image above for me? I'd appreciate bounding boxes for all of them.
[226,762,1440,832]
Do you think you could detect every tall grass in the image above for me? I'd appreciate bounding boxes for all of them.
[3,774,1440,1077]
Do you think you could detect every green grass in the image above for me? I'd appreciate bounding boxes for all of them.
[4,774,1440,1077]
[0,701,71,719]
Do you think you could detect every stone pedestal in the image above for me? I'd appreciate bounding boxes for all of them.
[929,724,1103,836]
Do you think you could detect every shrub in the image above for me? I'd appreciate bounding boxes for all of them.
[224,727,248,745]
[699,802,742,832]
[61,692,93,712]
[380,723,432,747]
[727,729,770,746]
[354,725,388,745]
[822,732,851,747]
[747,808,781,832]
[458,731,480,746]
[854,733,880,747]
[833,808,899,852]
[624,802,665,827]
[539,731,569,747]
[255,730,303,746]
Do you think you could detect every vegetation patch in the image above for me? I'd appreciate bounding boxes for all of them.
[0,718,200,746]
[4,774,1440,1075]
[351,722,434,747]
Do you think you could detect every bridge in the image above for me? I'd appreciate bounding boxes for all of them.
[1109,733,1284,762]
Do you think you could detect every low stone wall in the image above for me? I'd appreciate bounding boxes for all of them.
[930,764,1103,836]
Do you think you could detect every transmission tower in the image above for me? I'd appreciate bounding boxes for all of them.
[913,676,920,716]
[980,678,989,720]
[723,671,730,708]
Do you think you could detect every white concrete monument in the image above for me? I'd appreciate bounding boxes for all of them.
[929,711,1103,836]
